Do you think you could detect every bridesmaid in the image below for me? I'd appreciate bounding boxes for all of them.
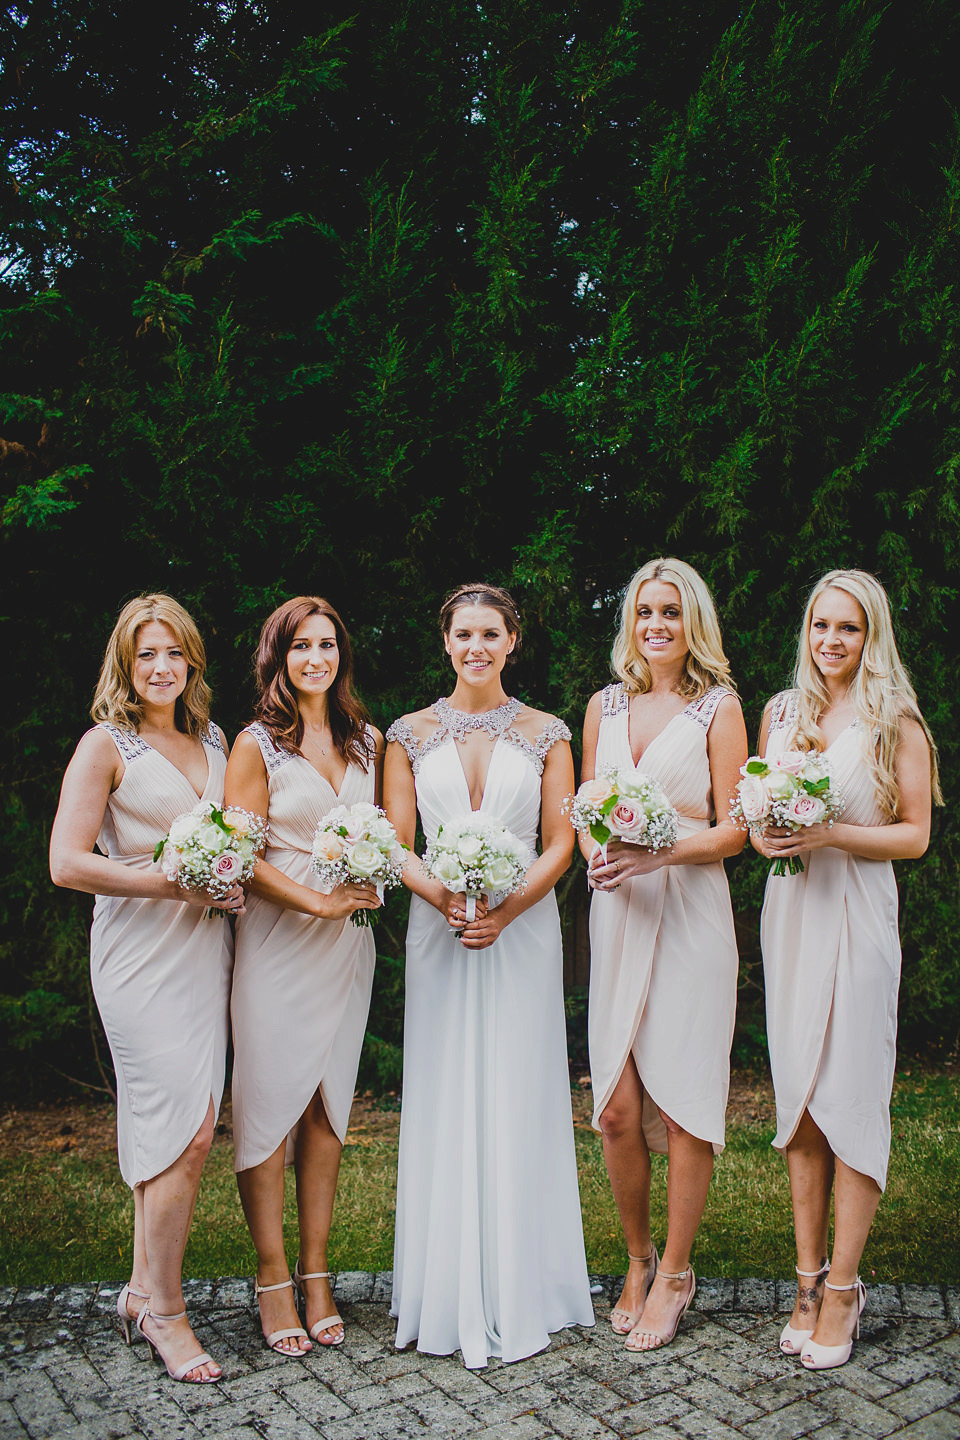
[756,569,940,1370]
[582,558,747,1351]
[225,596,382,1356]
[49,594,242,1383]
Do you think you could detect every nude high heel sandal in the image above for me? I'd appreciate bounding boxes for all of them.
[800,1277,866,1370]
[253,1276,311,1355]
[610,1246,659,1334]
[625,1266,696,1351]
[293,1260,345,1345]
[779,1261,830,1356]
[136,1306,221,1382]
[116,1282,150,1345]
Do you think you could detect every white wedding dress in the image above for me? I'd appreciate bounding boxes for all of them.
[387,699,595,1369]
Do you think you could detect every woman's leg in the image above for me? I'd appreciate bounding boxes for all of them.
[139,1100,221,1379]
[784,1109,835,1331]
[293,1088,344,1342]
[237,1137,311,1355]
[597,1057,656,1326]
[809,1157,880,1347]
[626,1113,712,1348]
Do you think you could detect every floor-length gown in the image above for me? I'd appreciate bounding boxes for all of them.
[761,691,900,1190]
[231,723,377,1169]
[89,723,233,1188]
[387,700,594,1369]
[588,684,739,1150]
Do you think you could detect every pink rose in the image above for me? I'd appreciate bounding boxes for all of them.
[213,851,242,881]
[737,775,770,825]
[785,793,826,827]
[607,798,649,843]
[577,777,616,808]
[774,751,810,775]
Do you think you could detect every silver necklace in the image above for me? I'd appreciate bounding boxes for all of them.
[434,695,522,742]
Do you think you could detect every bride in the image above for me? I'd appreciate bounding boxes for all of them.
[384,583,595,1369]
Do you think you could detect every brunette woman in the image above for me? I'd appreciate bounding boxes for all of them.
[225,597,382,1356]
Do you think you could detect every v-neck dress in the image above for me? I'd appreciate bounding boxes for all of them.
[760,691,900,1189]
[230,722,377,1170]
[386,706,594,1370]
[588,684,740,1153]
[90,722,233,1188]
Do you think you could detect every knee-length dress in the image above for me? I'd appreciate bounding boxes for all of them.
[89,723,233,1188]
[387,702,594,1370]
[761,691,900,1190]
[231,723,377,1170]
[588,684,739,1152]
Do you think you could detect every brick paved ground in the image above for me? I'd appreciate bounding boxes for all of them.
[1,1274,958,1439]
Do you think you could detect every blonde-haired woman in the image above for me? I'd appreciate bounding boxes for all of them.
[50,595,243,1383]
[757,569,939,1370]
[582,558,747,1351]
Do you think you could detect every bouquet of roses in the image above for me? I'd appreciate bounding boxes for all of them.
[422,813,528,923]
[154,803,267,914]
[311,801,407,927]
[564,768,679,859]
[731,751,843,876]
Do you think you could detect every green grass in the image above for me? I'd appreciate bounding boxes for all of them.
[3,1073,957,1287]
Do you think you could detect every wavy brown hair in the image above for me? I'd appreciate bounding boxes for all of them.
[439,582,522,663]
[91,594,211,736]
[252,597,372,769]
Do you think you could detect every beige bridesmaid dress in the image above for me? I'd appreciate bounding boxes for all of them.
[761,691,901,1189]
[230,723,376,1170]
[587,684,740,1152]
[89,723,234,1187]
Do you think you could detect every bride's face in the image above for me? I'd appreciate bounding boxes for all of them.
[444,604,515,684]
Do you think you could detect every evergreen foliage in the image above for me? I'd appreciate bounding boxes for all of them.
[1,0,957,1094]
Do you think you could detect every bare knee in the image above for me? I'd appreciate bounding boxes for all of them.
[183,1109,215,1172]
[598,1097,641,1143]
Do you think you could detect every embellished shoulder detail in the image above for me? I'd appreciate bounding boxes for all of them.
[97,722,151,764]
[767,690,799,734]
[386,717,422,771]
[201,725,225,755]
[600,683,628,718]
[245,721,295,776]
[683,686,738,731]
[501,717,571,776]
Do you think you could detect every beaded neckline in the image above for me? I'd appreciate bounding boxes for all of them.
[433,695,522,741]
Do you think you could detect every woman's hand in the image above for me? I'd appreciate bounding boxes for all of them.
[441,890,488,929]
[315,880,382,921]
[756,824,833,861]
[587,839,670,890]
[458,903,507,949]
[185,881,246,915]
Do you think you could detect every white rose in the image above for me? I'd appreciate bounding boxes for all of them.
[367,816,397,846]
[484,854,519,889]
[766,770,795,800]
[432,852,467,889]
[197,822,224,852]
[347,840,384,879]
[457,834,485,864]
[167,813,197,846]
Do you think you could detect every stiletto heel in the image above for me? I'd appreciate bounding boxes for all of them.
[800,1278,866,1371]
[625,1266,695,1350]
[136,1306,221,1382]
[293,1260,344,1345]
[116,1282,150,1345]
[779,1261,830,1356]
[610,1246,658,1334]
[253,1276,311,1355]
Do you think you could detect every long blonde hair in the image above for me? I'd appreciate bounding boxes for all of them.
[91,594,211,736]
[789,569,942,817]
[611,557,735,698]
